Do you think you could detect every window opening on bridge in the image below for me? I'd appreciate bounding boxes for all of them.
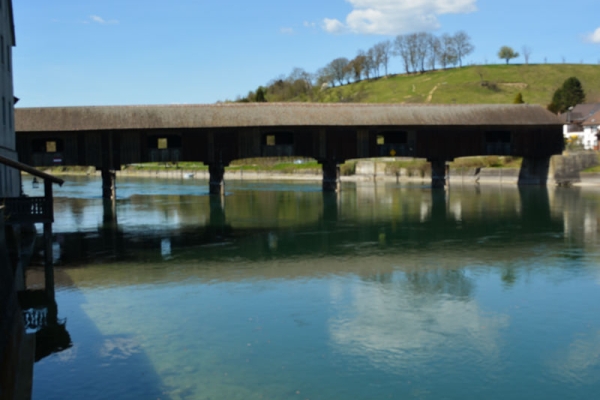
[377,131,408,145]
[148,135,182,149]
[31,139,64,153]
[263,132,294,146]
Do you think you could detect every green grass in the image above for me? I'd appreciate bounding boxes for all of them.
[314,64,600,105]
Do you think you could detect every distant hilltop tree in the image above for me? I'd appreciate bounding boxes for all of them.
[255,87,267,102]
[548,77,585,114]
[498,46,519,64]
[513,92,525,104]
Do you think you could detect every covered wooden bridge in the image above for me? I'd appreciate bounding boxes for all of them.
[15,103,563,194]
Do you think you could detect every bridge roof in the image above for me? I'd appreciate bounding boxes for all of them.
[15,103,562,132]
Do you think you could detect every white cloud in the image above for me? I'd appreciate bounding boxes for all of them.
[280,27,294,35]
[89,15,119,25]
[323,18,346,33]
[303,21,316,28]
[587,27,600,43]
[322,0,478,35]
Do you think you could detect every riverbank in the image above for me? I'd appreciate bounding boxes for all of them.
[32,153,600,186]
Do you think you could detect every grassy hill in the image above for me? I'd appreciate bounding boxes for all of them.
[314,64,600,105]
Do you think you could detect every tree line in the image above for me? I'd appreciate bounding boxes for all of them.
[237,30,475,103]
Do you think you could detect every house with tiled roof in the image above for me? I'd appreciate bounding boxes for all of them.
[561,103,600,150]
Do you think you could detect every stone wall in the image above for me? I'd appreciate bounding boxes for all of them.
[550,152,599,185]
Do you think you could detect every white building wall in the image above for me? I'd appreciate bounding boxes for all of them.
[0,0,19,197]
[583,125,599,150]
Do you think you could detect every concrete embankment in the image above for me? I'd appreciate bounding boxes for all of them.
[37,152,600,186]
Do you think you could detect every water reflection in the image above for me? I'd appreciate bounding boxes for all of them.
[21,177,600,399]
[329,269,509,374]
[18,290,72,362]
[26,180,573,272]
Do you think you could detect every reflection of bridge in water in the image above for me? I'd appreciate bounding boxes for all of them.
[39,184,579,278]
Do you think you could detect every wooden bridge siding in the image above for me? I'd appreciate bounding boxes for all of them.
[323,128,357,162]
[15,124,564,170]
[118,130,142,165]
[84,131,103,167]
[181,129,208,163]
[292,128,317,159]
[411,126,486,160]
[511,127,563,157]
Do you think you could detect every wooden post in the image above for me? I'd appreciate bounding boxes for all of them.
[44,179,55,298]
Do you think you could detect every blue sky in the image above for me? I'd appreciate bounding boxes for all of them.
[12,0,600,107]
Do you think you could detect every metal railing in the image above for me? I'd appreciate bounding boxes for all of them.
[1,197,53,224]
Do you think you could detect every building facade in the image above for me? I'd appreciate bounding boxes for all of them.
[561,103,600,150]
[582,110,600,150]
[0,0,18,197]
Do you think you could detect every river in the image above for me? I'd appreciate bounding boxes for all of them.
[22,176,600,399]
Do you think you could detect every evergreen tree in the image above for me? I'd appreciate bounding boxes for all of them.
[255,87,267,102]
[547,77,585,113]
[513,92,524,104]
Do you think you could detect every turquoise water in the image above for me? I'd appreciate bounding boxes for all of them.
[24,176,600,399]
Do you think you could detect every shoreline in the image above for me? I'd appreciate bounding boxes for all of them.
[29,152,600,187]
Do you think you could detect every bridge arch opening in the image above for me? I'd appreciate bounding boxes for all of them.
[376,130,413,157]
[484,131,512,155]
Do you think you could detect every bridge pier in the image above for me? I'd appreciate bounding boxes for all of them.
[208,164,225,195]
[321,160,341,192]
[429,159,450,188]
[101,168,116,200]
[518,157,550,186]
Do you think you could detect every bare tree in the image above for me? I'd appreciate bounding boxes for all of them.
[373,40,393,76]
[427,34,441,71]
[370,43,384,77]
[415,32,430,72]
[366,47,379,78]
[405,33,421,73]
[394,34,411,74]
[452,31,474,67]
[522,46,532,65]
[315,66,334,88]
[438,33,457,69]
[349,52,367,82]
[328,57,350,86]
